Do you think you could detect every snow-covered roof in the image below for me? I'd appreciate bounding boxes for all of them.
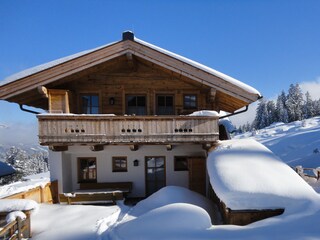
[134,38,260,96]
[0,34,260,98]
[1,42,116,86]
[0,161,15,177]
[207,139,318,211]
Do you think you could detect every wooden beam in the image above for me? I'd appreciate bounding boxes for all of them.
[37,86,48,98]
[129,144,139,151]
[126,52,138,71]
[166,144,173,151]
[49,145,68,152]
[90,145,104,152]
[202,143,212,151]
[208,88,216,103]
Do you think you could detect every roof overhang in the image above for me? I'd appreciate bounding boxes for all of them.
[0,33,261,112]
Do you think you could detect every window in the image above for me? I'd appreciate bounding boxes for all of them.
[156,95,174,115]
[174,156,188,171]
[80,94,99,114]
[78,158,97,182]
[112,157,128,172]
[126,95,146,115]
[183,95,197,109]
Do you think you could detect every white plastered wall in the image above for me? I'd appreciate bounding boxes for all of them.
[49,144,206,197]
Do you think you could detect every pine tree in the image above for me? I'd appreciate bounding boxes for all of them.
[276,91,289,123]
[286,84,304,122]
[253,99,269,129]
[266,100,277,125]
[303,91,314,119]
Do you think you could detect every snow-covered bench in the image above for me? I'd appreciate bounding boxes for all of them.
[59,191,124,205]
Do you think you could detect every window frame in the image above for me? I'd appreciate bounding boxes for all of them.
[183,94,198,110]
[174,156,189,171]
[112,156,128,172]
[79,93,100,114]
[156,94,175,115]
[125,94,147,115]
[77,157,97,183]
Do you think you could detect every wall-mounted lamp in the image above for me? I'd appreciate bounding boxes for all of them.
[133,159,139,167]
[109,97,115,105]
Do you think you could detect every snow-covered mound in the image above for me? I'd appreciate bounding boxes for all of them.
[235,117,320,168]
[102,186,214,240]
[207,139,319,212]
[111,203,211,239]
[128,186,215,218]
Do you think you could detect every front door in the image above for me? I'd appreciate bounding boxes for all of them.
[145,156,166,196]
[188,157,206,196]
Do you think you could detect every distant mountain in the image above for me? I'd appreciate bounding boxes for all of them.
[234,116,320,168]
[0,142,48,185]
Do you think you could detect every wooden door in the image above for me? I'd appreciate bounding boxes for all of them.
[145,156,166,196]
[188,157,206,196]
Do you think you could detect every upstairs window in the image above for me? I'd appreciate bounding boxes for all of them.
[112,157,128,172]
[126,95,146,115]
[156,95,174,115]
[78,158,97,183]
[183,94,197,109]
[81,94,99,114]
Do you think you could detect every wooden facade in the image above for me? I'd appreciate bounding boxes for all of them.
[38,115,219,146]
[0,32,262,210]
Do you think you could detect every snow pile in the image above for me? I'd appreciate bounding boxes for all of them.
[188,110,219,117]
[31,204,119,240]
[101,186,214,240]
[207,139,319,211]
[0,172,50,198]
[0,199,38,213]
[129,186,215,218]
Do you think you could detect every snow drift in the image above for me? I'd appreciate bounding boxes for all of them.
[207,139,319,212]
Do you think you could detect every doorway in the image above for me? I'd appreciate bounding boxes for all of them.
[188,157,206,196]
[145,156,166,196]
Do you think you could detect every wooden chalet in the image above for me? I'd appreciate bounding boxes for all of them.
[0,31,261,201]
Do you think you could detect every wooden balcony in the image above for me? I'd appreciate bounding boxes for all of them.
[38,114,219,146]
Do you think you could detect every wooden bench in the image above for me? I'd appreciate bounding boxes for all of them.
[59,191,124,205]
[79,182,133,193]
[59,182,133,205]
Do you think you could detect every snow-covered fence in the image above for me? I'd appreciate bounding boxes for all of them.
[0,211,30,240]
[2,181,58,204]
[295,166,320,180]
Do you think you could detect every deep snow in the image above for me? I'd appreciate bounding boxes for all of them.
[3,118,320,239]
[235,117,320,168]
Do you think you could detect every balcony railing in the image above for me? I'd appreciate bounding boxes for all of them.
[38,114,219,145]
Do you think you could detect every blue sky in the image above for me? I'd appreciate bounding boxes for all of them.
[1,0,320,143]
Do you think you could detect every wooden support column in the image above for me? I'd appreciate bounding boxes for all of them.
[49,146,69,152]
[129,144,139,151]
[166,144,173,151]
[90,145,104,152]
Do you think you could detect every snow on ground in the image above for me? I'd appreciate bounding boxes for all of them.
[235,117,320,168]
[31,204,119,240]
[0,172,50,198]
[207,139,319,212]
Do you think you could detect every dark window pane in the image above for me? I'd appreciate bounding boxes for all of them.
[174,157,188,171]
[184,95,197,109]
[166,96,173,106]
